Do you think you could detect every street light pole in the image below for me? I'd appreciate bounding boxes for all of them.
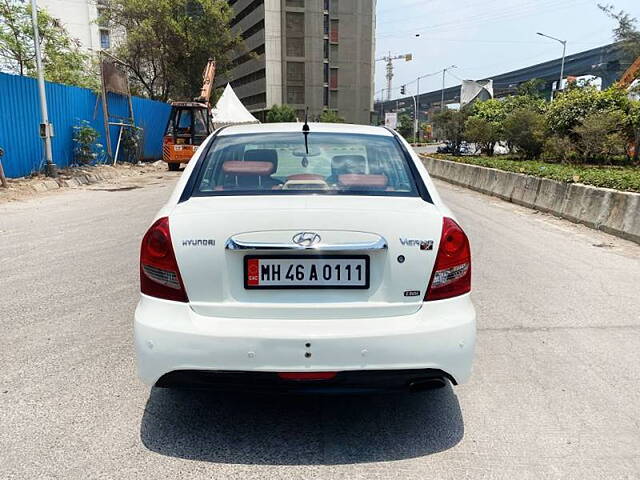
[537,32,567,102]
[413,77,420,142]
[559,40,567,94]
[31,0,56,177]
[440,65,457,111]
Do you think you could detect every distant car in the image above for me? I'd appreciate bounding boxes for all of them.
[135,123,476,393]
[437,141,473,155]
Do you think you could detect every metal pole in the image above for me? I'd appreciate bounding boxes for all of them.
[99,55,113,159]
[31,0,56,177]
[113,125,124,166]
[441,69,446,111]
[0,147,7,188]
[558,40,567,96]
[536,33,567,103]
[414,77,420,142]
[386,54,393,102]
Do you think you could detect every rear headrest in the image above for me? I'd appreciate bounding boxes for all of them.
[222,161,275,176]
[331,155,366,176]
[244,149,278,171]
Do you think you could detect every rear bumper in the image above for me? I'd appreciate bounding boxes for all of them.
[134,294,476,389]
[155,369,453,394]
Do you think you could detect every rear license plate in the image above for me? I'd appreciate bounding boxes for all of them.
[244,255,369,289]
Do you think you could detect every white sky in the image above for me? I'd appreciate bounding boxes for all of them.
[374,0,640,100]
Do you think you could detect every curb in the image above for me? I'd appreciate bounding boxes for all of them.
[24,164,165,194]
[422,156,640,245]
[29,167,122,193]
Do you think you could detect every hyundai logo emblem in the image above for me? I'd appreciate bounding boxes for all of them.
[292,232,321,247]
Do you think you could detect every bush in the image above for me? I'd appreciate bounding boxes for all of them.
[266,104,297,123]
[629,101,640,162]
[573,110,629,163]
[72,120,103,165]
[503,109,546,159]
[119,125,142,163]
[542,136,577,163]
[546,85,631,136]
[319,110,345,123]
[431,154,640,192]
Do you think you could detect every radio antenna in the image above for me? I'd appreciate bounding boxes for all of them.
[302,107,310,154]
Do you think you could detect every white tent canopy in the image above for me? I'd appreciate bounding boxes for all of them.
[211,84,260,127]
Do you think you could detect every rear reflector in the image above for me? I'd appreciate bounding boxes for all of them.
[278,372,337,381]
[425,217,471,301]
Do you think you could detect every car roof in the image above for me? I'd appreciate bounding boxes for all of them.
[217,122,393,137]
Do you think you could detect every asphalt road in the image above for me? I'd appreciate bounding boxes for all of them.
[1,171,640,479]
[413,144,441,155]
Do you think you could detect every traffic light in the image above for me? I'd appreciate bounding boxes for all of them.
[400,85,406,95]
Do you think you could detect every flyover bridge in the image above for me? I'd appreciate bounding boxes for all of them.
[374,43,627,122]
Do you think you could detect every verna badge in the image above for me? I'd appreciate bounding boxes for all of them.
[292,232,321,247]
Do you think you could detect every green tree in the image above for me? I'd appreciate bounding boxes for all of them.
[472,98,507,124]
[319,110,345,123]
[464,116,501,156]
[0,0,94,87]
[396,113,413,139]
[266,104,297,123]
[433,108,470,155]
[502,93,547,115]
[465,99,508,155]
[599,4,640,60]
[503,109,546,159]
[517,79,546,99]
[100,0,242,102]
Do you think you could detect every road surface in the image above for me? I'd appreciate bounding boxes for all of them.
[413,144,441,155]
[1,172,639,479]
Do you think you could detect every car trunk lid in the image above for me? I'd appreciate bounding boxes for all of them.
[170,195,443,319]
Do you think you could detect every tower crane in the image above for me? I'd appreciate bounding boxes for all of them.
[376,52,413,101]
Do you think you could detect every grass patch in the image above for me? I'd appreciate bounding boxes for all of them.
[427,154,640,193]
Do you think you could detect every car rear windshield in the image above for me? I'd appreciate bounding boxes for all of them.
[191,132,420,197]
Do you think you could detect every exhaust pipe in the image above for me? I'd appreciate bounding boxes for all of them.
[408,377,446,392]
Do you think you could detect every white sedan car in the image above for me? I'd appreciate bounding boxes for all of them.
[135,122,475,393]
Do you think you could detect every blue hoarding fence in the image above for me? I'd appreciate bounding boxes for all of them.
[0,72,171,178]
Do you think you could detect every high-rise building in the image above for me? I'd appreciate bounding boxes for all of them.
[217,0,376,124]
[38,0,115,52]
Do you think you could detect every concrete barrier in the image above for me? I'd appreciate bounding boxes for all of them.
[422,156,640,245]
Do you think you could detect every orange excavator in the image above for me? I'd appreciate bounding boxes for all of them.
[619,55,640,88]
[163,59,216,171]
[618,55,640,161]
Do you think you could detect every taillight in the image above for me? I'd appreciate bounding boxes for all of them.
[425,217,471,301]
[163,136,174,145]
[140,217,188,302]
